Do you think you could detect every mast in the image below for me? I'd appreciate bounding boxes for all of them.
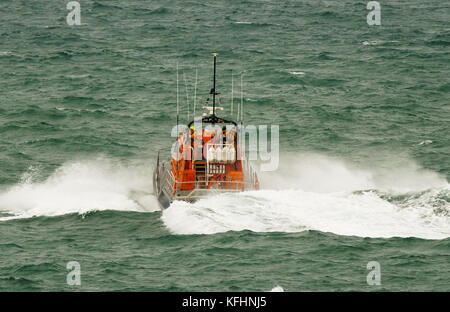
[240,74,244,163]
[212,53,217,116]
[194,68,198,116]
[176,62,179,132]
[241,73,244,124]
[176,62,179,171]
[183,72,189,121]
[231,70,233,116]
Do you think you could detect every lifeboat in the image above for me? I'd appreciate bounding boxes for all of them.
[153,54,259,209]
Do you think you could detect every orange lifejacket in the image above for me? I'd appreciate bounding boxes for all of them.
[208,177,216,189]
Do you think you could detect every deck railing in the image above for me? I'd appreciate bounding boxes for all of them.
[157,146,259,201]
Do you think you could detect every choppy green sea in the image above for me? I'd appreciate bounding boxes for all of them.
[0,0,449,291]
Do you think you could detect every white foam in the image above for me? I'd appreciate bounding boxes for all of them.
[162,154,450,239]
[258,153,448,193]
[1,153,448,240]
[418,140,433,146]
[270,285,284,292]
[362,40,399,46]
[0,158,159,221]
[162,188,449,239]
[259,154,374,193]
